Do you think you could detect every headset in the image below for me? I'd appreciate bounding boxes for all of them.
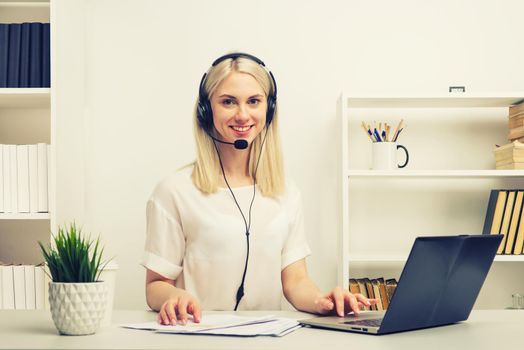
[196,53,278,310]
[197,52,278,134]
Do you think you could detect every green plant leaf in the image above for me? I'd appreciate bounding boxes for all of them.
[38,222,112,283]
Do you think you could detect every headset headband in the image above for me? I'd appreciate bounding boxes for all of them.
[197,52,278,131]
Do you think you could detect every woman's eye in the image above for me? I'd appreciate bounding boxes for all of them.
[222,99,235,106]
[248,99,261,105]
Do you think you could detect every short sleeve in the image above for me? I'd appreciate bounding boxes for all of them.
[141,199,185,280]
[281,186,311,269]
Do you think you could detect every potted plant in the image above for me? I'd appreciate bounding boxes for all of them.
[39,223,110,335]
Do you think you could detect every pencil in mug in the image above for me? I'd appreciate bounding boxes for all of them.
[392,119,405,142]
[361,121,375,141]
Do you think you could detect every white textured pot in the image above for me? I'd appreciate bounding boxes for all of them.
[49,281,108,336]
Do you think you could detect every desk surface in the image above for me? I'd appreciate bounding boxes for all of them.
[1,310,523,350]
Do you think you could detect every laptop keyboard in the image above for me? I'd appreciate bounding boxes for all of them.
[342,318,383,327]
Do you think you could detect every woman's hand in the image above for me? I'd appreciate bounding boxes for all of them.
[158,289,201,325]
[314,286,376,317]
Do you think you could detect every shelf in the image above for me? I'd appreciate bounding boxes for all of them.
[347,170,524,178]
[348,255,524,263]
[345,94,524,108]
[0,88,50,108]
[0,213,50,220]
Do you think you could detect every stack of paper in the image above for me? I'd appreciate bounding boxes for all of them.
[121,314,301,337]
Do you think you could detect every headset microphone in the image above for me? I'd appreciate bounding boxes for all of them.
[208,134,249,150]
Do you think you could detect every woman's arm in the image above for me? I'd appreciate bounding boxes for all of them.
[146,269,201,324]
[281,259,374,316]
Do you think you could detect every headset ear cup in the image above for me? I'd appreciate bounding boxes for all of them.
[197,98,215,133]
[266,97,276,126]
[197,101,207,130]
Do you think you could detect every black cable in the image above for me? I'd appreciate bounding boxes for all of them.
[212,127,270,310]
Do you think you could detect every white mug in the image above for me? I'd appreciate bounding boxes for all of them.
[371,142,409,170]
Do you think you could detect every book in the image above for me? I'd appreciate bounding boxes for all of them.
[513,204,524,254]
[496,157,524,166]
[28,145,38,213]
[505,191,524,254]
[356,279,368,298]
[2,145,10,213]
[35,264,45,309]
[0,24,8,87]
[7,24,21,87]
[41,24,50,87]
[371,279,383,311]
[24,265,35,309]
[9,145,18,213]
[348,278,360,295]
[509,114,524,129]
[363,278,377,311]
[29,23,43,88]
[0,145,3,213]
[16,145,30,213]
[1,264,15,309]
[483,190,501,235]
[494,141,524,152]
[498,191,516,254]
[510,103,524,117]
[385,279,398,303]
[37,143,48,212]
[483,190,507,236]
[496,163,524,170]
[12,265,25,309]
[377,278,389,310]
[19,23,31,87]
[509,127,524,141]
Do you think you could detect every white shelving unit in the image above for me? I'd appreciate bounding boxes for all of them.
[0,1,53,266]
[337,92,524,290]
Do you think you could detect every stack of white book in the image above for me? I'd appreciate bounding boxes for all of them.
[0,143,49,214]
[0,263,48,310]
[122,314,302,337]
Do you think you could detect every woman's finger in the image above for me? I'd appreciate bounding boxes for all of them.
[164,300,179,325]
[177,298,189,325]
[331,287,346,317]
[189,300,202,323]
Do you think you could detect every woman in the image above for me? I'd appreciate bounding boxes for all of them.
[141,52,374,325]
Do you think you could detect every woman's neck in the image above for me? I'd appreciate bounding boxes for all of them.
[216,142,253,187]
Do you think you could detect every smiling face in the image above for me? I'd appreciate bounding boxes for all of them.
[210,71,267,145]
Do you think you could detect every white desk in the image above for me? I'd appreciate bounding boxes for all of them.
[0,310,523,349]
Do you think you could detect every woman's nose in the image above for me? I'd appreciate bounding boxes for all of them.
[235,104,250,121]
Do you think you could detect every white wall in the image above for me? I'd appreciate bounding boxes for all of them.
[55,0,524,309]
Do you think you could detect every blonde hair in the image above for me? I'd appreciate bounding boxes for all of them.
[191,56,284,197]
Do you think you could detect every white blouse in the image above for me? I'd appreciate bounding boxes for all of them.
[141,165,311,311]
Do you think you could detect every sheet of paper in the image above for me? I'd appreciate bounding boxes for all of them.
[169,318,300,337]
[121,314,276,333]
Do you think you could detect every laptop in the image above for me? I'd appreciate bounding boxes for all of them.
[300,234,502,335]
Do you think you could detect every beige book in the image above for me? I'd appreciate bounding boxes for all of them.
[498,191,516,254]
[496,163,524,170]
[490,191,507,235]
[495,154,524,163]
[385,279,398,304]
[514,205,524,254]
[349,278,360,295]
[509,103,524,117]
[494,140,524,152]
[364,278,377,311]
[371,279,383,311]
[377,278,389,310]
[509,127,524,141]
[505,191,524,254]
[356,279,368,298]
[509,114,524,129]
